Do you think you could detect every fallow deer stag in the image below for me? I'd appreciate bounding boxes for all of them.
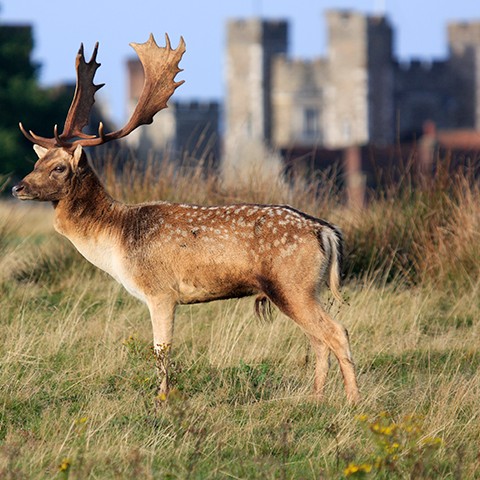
[12,34,360,403]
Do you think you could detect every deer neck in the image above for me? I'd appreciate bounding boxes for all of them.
[53,167,122,240]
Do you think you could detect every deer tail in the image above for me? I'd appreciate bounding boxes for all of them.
[320,225,344,303]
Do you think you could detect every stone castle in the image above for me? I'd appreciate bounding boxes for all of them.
[126,10,480,167]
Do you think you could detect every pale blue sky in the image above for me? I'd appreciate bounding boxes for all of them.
[1,1,479,124]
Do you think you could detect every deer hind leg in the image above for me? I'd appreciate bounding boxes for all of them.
[320,317,359,404]
[308,335,331,398]
[306,309,359,403]
[147,297,176,398]
[273,290,359,403]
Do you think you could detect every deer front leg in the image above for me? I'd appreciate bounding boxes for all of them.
[147,297,176,399]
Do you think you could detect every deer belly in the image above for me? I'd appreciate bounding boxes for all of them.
[176,278,256,304]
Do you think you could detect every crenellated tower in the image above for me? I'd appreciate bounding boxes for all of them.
[324,10,394,147]
[224,18,288,161]
[448,22,480,129]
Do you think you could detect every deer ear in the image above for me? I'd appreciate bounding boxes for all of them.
[33,144,48,158]
[71,145,85,170]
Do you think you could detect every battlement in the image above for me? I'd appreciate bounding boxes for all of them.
[367,15,390,28]
[397,59,448,73]
[449,20,480,32]
[226,18,288,44]
[228,18,288,29]
[326,9,389,27]
[325,9,366,33]
[326,10,364,21]
[171,100,219,112]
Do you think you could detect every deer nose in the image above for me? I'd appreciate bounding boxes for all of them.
[12,183,25,197]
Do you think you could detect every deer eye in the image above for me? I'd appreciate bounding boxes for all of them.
[53,165,66,173]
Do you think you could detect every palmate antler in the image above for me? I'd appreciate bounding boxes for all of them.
[19,34,186,149]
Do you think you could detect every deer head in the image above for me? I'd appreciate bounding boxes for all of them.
[12,34,186,202]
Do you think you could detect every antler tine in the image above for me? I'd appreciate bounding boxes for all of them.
[18,122,36,143]
[54,124,73,148]
[89,41,100,64]
[97,122,106,140]
[19,122,57,149]
[164,32,172,50]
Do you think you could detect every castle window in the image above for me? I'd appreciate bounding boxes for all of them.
[303,107,319,138]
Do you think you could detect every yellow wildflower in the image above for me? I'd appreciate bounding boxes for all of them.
[344,462,372,476]
[58,458,71,472]
[156,392,168,402]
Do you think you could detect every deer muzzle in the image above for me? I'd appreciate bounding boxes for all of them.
[12,181,37,200]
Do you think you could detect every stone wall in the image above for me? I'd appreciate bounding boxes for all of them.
[394,60,459,139]
[271,57,327,147]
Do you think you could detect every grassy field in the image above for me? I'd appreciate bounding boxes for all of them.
[0,158,479,479]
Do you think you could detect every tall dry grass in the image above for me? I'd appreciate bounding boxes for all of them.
[0,148,479,478]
